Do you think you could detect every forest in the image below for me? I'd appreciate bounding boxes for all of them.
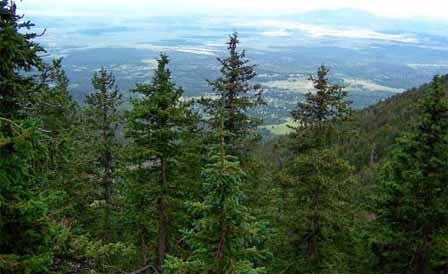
[1,1,448,274]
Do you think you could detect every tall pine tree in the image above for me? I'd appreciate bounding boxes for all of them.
[202,32,263,155]
[126,54,194,273]
[166,96,268,274]
[276,65,356,273]
[0,2,56,272]
[291,65,351,152]
[84,68,123,241]
[0,0,44,121]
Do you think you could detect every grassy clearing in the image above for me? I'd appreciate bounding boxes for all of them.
[261,118,298,135]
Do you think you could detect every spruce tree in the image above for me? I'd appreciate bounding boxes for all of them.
[373,75,448,274]
[35,58,77,135]
[291,65,351,151]
[0,0,44,120]
[202,32,263,155]
[84,68,123,241]
[126,54,193,272]
[165,97,268,274]
[277,65,355,273]
[281,149,355,274]
[33,59,81,196]
[0,2,55,272]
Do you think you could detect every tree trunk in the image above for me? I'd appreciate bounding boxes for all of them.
[156,157,168,273]
[103,171,111,241]
[415,224,432,274]
[140,227,148,267]
[307,189,320,260]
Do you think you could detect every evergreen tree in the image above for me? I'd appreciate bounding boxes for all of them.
[202,32,263,155]
[126,54,194,272]
[31,58,87,230]
[280,149,355,274]
[165,97,268,274]
[373,75,448,274]
[33,59,81,199]
[84,68,123,241]
[0,0,44,121]
[35,58,77,135]
[275,65,356,273]
[291,65,351,151]
[0,2,56,272]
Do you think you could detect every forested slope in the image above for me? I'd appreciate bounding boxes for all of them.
[2,2,448,274]
[349,75,448,163]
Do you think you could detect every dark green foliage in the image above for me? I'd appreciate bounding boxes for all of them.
[0,0,44,120]
[292,65,351,128]
[291,65,351,152]
[84,68,123,241]
[279,149,356,273]
[0,2,56,272]
[3,3,448,273]
[165,102,268,274]
[35,58,77,135]
[271,65,357,273]
[373,75,448,274]
[126,54,198,272]
[336,76,448,170]
[0,118,57,273]
[202,32,263,155]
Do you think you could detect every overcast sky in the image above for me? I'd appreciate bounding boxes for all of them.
[20,0,448,20]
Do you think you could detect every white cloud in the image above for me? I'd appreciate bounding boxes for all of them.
[261,30,292,37]
[23,9,108,17]
[19,0,448,20]
[238,20,419,43]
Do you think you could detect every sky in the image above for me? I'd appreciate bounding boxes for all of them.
[20,0,448,20]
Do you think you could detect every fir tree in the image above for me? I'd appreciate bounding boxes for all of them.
[35,58,77,135]
[84,68,123,241]
[373,75,448,274]
[126,54,194,272]
[277,65,356,273]
[0,2,55,272]
[0,0,44,121]
[202,32,263,155]
[291,65,351,151]
[280,149,355,274]
[165,97,268,274]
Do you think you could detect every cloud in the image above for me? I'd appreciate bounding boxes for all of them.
[23,9,108,17]
[261,30,292,37]
[239,20,418,43]
[297,24,419,43]
[19,0,448,20]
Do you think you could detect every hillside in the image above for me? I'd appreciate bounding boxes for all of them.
[3,1,448,273]
[344,74,448,168]
[266,74,448,171]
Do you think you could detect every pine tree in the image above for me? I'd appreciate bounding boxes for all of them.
[281,149,355,274]
[276,65,356,273]
[126,54,194,272]
[31,58,87,228]
[35,58,77,135]
[373,75,448,274]
[33,59,81,196]
[202,32,263,155]
[165,97,268,274]
[0,0,44,121]
[0,2,56,272]
[291,65,351,151]
[84,68,123,241]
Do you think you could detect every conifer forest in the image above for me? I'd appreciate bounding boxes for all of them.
[1,1,448,273]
